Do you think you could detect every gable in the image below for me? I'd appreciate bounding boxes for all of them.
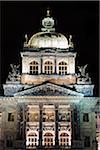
[14,83,84,97]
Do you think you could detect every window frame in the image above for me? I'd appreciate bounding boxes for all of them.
[44,61,53,75]
[58,61,67,75]
[30,61,39,75]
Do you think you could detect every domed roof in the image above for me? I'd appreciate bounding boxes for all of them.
[27,32,69,49]
[24,9,74,50]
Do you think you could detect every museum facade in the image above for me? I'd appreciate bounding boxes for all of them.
[0,9,100,150]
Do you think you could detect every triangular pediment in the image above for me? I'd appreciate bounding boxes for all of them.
[14,82,84,97]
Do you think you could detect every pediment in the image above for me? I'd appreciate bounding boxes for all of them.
[14,83,84,97]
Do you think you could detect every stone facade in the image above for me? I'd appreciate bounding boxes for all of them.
[1,9,100,150]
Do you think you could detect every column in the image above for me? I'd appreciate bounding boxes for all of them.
[55,57,57,74]
[55,104,59,147]
[16,104,26,149]
[39,103,43,147]
[41,58,43,74]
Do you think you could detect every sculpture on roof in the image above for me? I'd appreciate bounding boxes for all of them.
[24,34,28,47]
[7,64,21,82]
[77,64,91,84]
[68,35,74,49]
[78,64,88,77]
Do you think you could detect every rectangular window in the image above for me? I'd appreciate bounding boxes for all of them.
[84,136,90,147]
[8,113,14,121]
[83,113,89,122]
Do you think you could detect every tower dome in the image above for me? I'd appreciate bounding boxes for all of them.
[27,32,69,49]
[25,9,70,50]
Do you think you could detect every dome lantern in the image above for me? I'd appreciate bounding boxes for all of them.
[41,8,55,32]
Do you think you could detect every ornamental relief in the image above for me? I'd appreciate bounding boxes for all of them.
[14,83,83,96]
[29,86,68,96]
[43,124,55,131]
[43,110,55,122]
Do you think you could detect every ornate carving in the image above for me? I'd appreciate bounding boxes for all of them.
[59,125,71,131]
[7,64,21,82]
[43,124,54,131]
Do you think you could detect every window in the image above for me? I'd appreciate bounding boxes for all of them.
[84,136,90,147]
[59,133,70,146]
[8,113,14,121]
[59,62,67,75]
[26,132,38,148]
[44,133,54,146]
[44,61,53,74]
[30,61,39,75]
[6,136,13,147]
[83,113,89,122]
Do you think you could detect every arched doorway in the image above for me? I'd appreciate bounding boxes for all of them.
[59,132,70,146]
[26,132,38,148]
[43,132,54,146]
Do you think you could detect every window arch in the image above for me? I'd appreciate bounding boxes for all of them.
[44,61,53,74]
[26,132,38,148]
[59,61,67,75]
[44,132,54,146]
[30,61,39,75]
[59,132,70,146]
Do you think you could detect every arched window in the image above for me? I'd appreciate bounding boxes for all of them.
[59,62,67,75]
[30,61,39,75]
[26,132,38,148]
[44,132,54,146]
[44,61,53,74]
[59,133,70,146]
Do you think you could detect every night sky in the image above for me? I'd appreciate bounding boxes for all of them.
[1,1,99,96]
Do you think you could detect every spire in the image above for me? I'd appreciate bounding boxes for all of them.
[47,8,50,17]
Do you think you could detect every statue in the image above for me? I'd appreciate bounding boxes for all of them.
[7,64,20,82]
[78,64,88,77]
[24,34,28,47]
[77,64,91,84]
[25,34,28,43]
[69,35,74,48]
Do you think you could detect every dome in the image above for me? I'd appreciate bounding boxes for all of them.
[27,32,69,49]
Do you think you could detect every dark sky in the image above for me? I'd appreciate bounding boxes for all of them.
[1,1,99,96]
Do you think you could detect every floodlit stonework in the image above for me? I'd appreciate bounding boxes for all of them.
[0,9,100,150]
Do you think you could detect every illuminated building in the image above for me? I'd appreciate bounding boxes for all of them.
[0,9,99,150]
